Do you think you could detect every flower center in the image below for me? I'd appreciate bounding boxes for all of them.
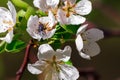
[3,20,13,26]
[44,55,64,72]
[38,24,45,32]
[62,1,75,17]
[38,23,46,37]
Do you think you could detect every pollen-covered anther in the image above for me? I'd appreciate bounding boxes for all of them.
[3,20,13,26]
[62,1,75,17]
[8,27,13,32]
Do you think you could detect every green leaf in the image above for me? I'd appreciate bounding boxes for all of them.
[0,41,6,53]
[65,60,73,66]
[17,10,26,21]
[61,25,80,34]
[50,40,62,50]
[5,40,26,53]
[17,9,26,18]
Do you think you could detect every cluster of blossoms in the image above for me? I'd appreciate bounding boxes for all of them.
[0,0,104,80]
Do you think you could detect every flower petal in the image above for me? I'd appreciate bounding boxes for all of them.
[27,15,41,41]
[33,0,48,11]
[38,44,55,60]
[69,0,76,4]
[84,28,104,42]
[56,46,72,62]
[75,0,92,15]
[41,65,59,80]
[59,64,79,80]
[39,11,56,28]
[56,9,68,25]
[48,11,57,28]
[68,15,86,25]
[82,42,100,57]
[42,29,56,40]
[7,1,16,24]
[76,24,88,35]
[0,7,13,33]
[27,61,46,74]
[79,52,91,60]
[0,30,14,43]
[46,0,59,8]
[75,35,83,52]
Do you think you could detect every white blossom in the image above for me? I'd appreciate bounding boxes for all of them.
[33,0,59,12]
[0,1,16,43]
[27,44,79,80]
[75,24,104,59]
[57,0,92,25]
[26,11,57,41]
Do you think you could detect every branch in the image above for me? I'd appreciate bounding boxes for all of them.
[16,40,32,80]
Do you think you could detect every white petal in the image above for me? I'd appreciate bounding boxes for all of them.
[82,42,100,57]
[27,61,46,74]
[48,11,57,28]
[39,11,56,28]
[46,0,59,8]
[75,0,92,15]
[0,30,14,43]
[0,7,13,33]
[38,44,55,60]
[33,0,41,8]
[59,64,79,80]
[85,28,104,42]
[33,0,48,11]
[39,17,49,25]
[68,15,86,25]
[76,24,88,35]
[69,0,76,4]
[42,29,56,40]
[42,66,59,80]
[27,15,41,40]
[56,46,72,62]
[75,35,83,52]
[56,9,68,25]
[79,52,91,60]
[7,1,16,24]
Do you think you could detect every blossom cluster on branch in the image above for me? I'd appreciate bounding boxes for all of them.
[0,0,104,80]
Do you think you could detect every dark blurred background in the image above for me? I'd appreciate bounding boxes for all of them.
[0,0,120,80]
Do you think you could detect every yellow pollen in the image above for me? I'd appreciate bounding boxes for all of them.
[8,27,13,32]
[3,20,13,25]
[62,1,75,17]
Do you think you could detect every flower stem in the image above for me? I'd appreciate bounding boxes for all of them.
[16,40,32,80]
[11,0,29,10]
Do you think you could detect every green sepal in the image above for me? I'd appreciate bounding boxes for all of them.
[5,40,26,53]
[36,10,47,17]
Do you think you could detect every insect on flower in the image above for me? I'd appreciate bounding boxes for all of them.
[26,11,57,41]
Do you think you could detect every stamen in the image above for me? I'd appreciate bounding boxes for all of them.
[8,27,13,32]
[3,20,13,26]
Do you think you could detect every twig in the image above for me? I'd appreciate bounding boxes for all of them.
[16,40,32,80]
